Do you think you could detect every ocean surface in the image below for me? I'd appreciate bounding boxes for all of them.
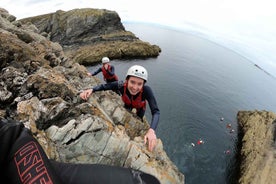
[88,23,276,184]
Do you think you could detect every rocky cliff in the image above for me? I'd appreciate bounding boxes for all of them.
[0,7,183,184]
[19,8,161,65]
[237,111,276,184]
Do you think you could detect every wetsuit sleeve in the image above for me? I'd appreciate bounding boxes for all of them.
[144,86,160,130]
[106,65,115,76]
[0,119,24,170]
[51,161,160,184]
[91,67,102,76]
[92,81,120,92]
[0,119,63,184]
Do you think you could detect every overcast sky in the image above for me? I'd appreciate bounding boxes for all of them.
[1,0,275,27]
[1,0,276,77]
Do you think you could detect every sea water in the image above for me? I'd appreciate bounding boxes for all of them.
[88,23,276,184]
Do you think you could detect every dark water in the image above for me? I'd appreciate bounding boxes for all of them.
[88,23,276,184]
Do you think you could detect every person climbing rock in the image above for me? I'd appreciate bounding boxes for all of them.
[80,65,160,152]
[88,57,119,83]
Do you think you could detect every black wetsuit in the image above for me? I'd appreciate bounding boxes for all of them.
[92,81,160,130]
[0,119,160,184]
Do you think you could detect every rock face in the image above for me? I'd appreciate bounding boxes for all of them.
[0,7,184,184]
[19,8,161,65]
[20,8,125,45]
[237,111,276,184]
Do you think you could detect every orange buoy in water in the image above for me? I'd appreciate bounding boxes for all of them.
[226,123,232,128]
[224,150,231,154]
[197,140,204,145]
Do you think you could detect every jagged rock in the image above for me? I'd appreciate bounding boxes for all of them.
[20,9,126,45]
[0,7,16,22]
[0,7,184,183]
[237,110,276,184]
[19,8,161,65]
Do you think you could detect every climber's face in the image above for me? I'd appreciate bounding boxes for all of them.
[127,76,144,95]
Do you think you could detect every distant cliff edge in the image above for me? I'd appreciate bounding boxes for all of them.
[19,8,161,65]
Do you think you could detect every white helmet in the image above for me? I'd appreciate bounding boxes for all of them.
[102,57,110,63]
[126,65,148,81]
